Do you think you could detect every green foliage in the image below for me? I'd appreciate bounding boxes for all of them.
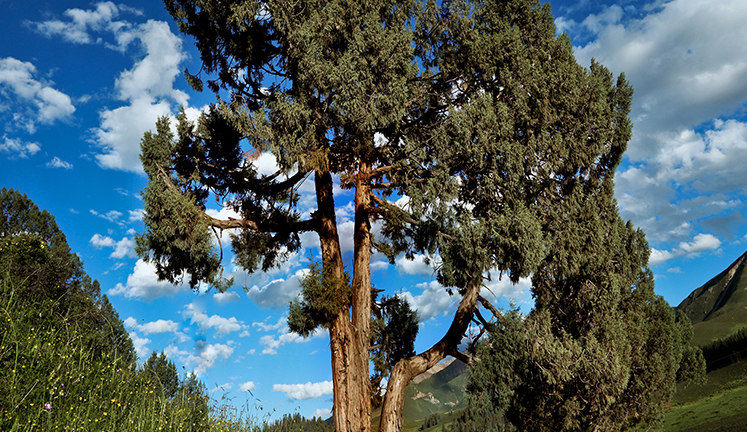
[371,294,419,408]
[1,187,87,302]
[142,351,181,398]
[411,2,709,429]
[143,1,705,430]
[700,327,747,372]
[259,413,334,432]
[446,406,506,432]
[287,258,351,336]
[463,309,525,431]
[465,210,706,431]
[0,279,211,432]
[137,114,229,291]
[418,413,440,431]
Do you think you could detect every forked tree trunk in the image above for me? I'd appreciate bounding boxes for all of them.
[316,168,370,432]
[379,279,482,432]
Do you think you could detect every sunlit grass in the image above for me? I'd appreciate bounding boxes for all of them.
[661,361,747,432]
[0,281,270,432]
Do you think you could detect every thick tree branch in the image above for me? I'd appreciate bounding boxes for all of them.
[478,294,504,320]
[380,278,481,431]
[156,162,317,234]
[204,214,316,233]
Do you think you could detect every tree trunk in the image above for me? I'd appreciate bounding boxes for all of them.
[379,278,482,432]
[315,168,360,432]
[351,161,373,432]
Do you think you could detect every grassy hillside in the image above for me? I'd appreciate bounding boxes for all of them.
[371,358,469,430]
[662,361,747,432]
[402,358,468,422]
[677,251,747,346]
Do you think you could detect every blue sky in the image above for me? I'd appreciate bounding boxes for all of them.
[2,0,747,420]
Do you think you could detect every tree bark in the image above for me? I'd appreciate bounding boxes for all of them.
[315,168,357,432]
[379,278,482,432]
[351,161,373,432]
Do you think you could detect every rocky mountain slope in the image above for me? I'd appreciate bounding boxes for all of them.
[677,251,747,346]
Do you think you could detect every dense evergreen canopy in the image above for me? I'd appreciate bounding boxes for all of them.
[137,1,702,430]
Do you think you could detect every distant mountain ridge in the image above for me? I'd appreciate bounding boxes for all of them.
[677,250,747,346]
[370,357,469,426]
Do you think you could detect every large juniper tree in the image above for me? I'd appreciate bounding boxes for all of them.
[137,1,696,431]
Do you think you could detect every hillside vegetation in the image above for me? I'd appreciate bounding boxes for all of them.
[0,188,331,432]
[402,245,747,431]
[661,361,747,432]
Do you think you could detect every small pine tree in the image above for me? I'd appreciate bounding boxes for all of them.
[370,294,419,408]
[142,351,180,398]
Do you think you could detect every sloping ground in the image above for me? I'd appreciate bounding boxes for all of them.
[663,361,747,432]
[677,251,747,346]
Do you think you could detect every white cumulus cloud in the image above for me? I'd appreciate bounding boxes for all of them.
[239,381,256,392]
[89,233,136,258]
[252,316,286,332]
[213,291,241,305]
[312,408,332,419]
[46,157,73,169]
[567,0,747,245]
[259,327,326,355]
[0,57,75,133]
[649,233,722,266]
[395,254,438,276]
[183,303,247,335]
[187,341,235,377]
[125,317,180,335]
[33,4,191,173]
[398,281,457,321]
[245,269,308,309]
[139,319,180,335]
[273,381,333,400]
[0,137,40,159]
[91,18,188,172]
[29,2,135,46]
[108,259,189,300]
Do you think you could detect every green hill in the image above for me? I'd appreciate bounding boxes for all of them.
[402,358,468,422]
[677,251,747,346]
[372,358,469,429]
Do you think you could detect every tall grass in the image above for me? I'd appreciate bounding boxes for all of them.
[0,279,247,431]
[0,280,333,432]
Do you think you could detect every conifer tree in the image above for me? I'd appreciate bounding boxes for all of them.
[137,1,698,431]
[142,350,181,398]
